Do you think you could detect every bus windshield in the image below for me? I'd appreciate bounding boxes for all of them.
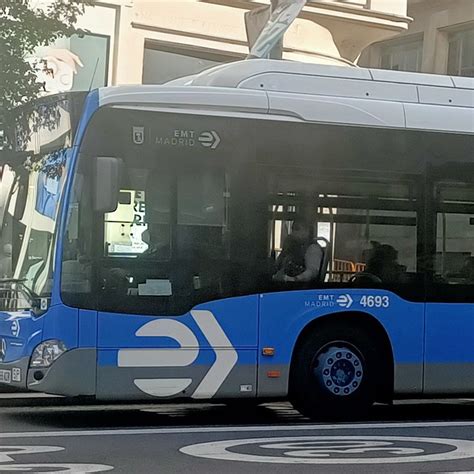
[0,93,86,305]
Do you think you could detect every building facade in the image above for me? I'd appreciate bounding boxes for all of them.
[360,0,474,76]
[32,0,411,93]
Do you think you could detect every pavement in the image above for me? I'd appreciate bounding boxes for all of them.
[1,395,474,473]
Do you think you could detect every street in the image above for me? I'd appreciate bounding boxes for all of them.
[1,396,474,472]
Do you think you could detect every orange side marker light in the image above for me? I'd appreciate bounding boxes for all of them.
[267,370,281,378]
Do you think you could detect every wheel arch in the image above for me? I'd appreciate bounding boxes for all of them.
[289,311,394,403]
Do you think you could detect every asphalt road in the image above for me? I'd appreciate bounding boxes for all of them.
[1,395,474,473]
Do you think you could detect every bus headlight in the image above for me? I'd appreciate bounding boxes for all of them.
[30,340,67,368]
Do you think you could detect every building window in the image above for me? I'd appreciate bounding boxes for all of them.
[143,43,241,85]
[380,38,423,73]
[68,33,110,90]
[29,33,110,94]
[448,27,474,77]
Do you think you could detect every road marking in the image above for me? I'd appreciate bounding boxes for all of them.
[0,463,112,473]
[180,436,474,464]
[0,445,112,472]
[0,446,63,463]
[0,393,61,399]
[3,421,474,439]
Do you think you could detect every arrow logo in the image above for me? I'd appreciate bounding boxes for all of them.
[118,319,199,397]
[198,131,221,150]
[336,294,354,309]
[11,319,20,338]
[118,310,237,399]
[190,310,238,399]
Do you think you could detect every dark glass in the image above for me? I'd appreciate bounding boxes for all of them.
[61,107,474,313]
[427,178,474,302]
[61,107,253,314]
[264,169,422,298]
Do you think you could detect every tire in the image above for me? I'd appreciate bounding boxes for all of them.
[290,323,378,420]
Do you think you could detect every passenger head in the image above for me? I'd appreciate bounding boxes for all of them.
[367,244,398,273]
[291,216,313,243]
[376,244,398,262]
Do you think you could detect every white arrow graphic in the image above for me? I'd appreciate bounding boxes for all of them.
[191,310,238,399]
[336,294,353,309]
[210,131,221,149]
[198,131,221,149]
[117,311,237,399]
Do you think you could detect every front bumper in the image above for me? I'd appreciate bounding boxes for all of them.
[0,349,96,396]
[28,348,96,396]
[0,357,30,390]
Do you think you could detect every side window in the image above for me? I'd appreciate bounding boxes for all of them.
[13,155,67,298]
[267,171,420,291]
[104,169,171,259]
[95,165,230,316]
[61,156,94,307]
[435,183,474,285]
[18,229,53,293]
[177,168,229,260]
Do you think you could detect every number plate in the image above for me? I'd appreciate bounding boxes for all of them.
[0,369,11,384]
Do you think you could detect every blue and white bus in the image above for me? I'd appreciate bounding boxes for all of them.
[0,60,473,419]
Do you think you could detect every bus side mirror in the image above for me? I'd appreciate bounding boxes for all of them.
[93,156,122,213]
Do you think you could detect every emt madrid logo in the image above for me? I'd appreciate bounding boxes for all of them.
[144,128,222,150]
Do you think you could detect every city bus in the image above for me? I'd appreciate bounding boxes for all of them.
[0,60,473,419]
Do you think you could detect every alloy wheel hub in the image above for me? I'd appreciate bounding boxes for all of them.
[315,346,364,396]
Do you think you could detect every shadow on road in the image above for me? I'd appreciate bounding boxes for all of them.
[1,399,474,430]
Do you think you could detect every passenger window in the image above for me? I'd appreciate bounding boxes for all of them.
[267,172,420,289]
[435,183,474,284]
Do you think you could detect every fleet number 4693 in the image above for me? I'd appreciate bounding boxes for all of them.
[360,295,390,308]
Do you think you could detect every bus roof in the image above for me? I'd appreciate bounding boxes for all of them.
[98,59,474,135]
[189,59,474,91]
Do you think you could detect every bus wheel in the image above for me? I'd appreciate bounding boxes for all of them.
[290,324,378,420]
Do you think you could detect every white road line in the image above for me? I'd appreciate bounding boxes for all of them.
[0,393,60,399]
[2,421,474,439]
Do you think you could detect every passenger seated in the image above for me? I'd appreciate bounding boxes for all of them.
[272,217,323,283]
[353,242,404,285]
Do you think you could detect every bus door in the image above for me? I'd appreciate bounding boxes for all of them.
[95,166,258,400]
[425,163,474,394]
